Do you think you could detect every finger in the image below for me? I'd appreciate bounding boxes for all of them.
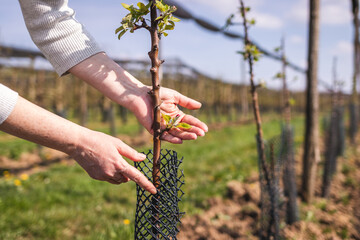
[114,139,146,162]
[182,115,208,132]
[121,163,157,194]
[112,173,130,183]
[168,128,197,140]
[175,92,202,110]
[107,179,122,185]
[161,132,183,144]
[181,125,205,137]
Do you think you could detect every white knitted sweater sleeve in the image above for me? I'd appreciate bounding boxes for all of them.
[0,84,19,125]
[18,0,103,76]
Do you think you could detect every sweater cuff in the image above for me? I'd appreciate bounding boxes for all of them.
[0,84,19,125]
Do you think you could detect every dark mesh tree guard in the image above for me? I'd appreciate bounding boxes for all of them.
[134,149,185,240]
[349,103,358,143]
[280,125,299,224]
[257,135,282,240]
[322,106,345,198]
[336,106,345,157]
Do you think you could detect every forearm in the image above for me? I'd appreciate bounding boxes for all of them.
[0,96,156,193]
[69,52,150,112]
[0,96,83,155]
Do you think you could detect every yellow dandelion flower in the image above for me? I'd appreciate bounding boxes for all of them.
[3,171,11,179]
[45,153,52,160]
[123,219,130,225]
[20,174,29,181]
[14,179,21,186]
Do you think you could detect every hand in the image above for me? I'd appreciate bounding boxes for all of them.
[68,53,207,143]
[69,129,157,194]
[132,87,208,144]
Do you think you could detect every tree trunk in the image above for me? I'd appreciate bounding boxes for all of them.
[280,37,299,224]
[301,0,321,203]
[148,1,162,238]
[240,58,249,120]
[350,0,359,144]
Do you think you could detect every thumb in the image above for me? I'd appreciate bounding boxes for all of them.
[114,138,146,162]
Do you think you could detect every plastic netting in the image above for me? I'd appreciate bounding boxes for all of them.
[280,125,299,224]
[322,106,345,198]
[257,124,299,239]
[134,149,185,240]
[257,135,281,240]
[349,103,358,143]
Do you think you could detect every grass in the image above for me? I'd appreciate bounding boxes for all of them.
[0,114,305,239]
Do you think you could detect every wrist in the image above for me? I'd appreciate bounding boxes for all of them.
[61,125,88,157]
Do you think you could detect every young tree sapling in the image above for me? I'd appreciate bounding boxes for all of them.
[239,0,279,238]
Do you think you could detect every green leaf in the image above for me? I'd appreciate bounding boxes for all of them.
[121,3,131,10]
[288,98,296,106]
[162,114,171,123]
[156,16,163,21]
[162,32,168,37]
[273,72,283,79]
[115,26,124,34]
[156,0,166,12]
[176,123,191,129]
[117,29,127,39]
[164,24,174,31]
[137,2,146,10]
[170,16,180,22]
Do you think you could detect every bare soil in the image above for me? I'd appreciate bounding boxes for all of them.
[178,154,360,240]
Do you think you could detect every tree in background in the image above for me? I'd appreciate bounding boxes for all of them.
[349,0,360,144]
[301,0,321,203]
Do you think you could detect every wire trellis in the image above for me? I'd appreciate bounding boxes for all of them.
[134,149,185,240]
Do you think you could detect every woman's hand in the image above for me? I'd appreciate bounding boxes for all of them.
[70,129,156,193]
[69,52,208,144]
[131,86,208,144]
[0,96,156,194]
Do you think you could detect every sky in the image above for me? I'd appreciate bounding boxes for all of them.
[0,0,355,92]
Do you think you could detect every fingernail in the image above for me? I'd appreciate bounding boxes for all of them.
[138,153,146,160]
[151,187,157,194]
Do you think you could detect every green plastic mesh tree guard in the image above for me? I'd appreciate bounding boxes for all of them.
[134,149,185,240]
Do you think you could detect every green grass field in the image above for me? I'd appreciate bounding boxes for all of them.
[0,115,305,239]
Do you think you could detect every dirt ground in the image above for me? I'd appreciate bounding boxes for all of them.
[178,153,360,240]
